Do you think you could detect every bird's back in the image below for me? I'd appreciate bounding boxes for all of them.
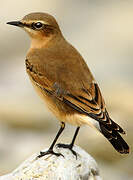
[27,38,94,94]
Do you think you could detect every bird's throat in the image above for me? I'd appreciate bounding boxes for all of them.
[30,36,52,49]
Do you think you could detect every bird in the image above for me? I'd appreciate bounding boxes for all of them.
[7,12,129,158]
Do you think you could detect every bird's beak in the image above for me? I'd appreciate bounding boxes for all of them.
[7,21,24,27]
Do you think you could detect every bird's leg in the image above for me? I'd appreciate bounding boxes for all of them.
[57,127,80,158]
[38,122,65,158]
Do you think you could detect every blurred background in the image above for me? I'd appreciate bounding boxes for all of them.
[0,0,133,179]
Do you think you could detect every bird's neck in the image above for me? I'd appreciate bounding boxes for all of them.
[29,33,65,53]
[30,36,53,49]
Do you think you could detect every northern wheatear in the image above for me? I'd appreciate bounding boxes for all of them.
[7,12,129,157]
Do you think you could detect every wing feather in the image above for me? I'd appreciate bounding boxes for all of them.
[26,58,125,135]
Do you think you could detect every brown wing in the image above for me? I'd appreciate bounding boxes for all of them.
[26,58,124,133]
[26,57,129,154]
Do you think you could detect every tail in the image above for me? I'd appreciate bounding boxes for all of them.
[99,118,129,154]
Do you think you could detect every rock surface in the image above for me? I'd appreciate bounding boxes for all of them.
[0,146,102,180]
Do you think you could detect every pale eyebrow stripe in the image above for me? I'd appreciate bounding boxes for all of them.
[22,20,50,25]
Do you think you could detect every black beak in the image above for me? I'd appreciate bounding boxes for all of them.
[7,21,24,27]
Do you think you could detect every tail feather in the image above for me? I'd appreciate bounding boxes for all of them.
[110,119,125,134]
[104,110,125,134]
[100,122,129,154]
[88,109,129,153]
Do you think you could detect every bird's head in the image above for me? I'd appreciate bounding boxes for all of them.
[7,12,62,48]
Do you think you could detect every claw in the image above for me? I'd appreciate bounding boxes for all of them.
[37,149,64,158]
[56,143,78,159]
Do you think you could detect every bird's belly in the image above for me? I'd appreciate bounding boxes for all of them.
[28,75,100,129]
[64,114,101,131]
[28,76,62,116]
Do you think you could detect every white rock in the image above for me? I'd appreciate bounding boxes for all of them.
[0,146,102,180]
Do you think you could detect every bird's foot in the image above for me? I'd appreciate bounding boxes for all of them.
[56,143,78,159]
[38,149,64,158]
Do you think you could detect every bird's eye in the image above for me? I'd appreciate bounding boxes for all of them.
[32,22,43,29]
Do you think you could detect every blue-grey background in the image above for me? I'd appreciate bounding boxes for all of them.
[0,0,133,179]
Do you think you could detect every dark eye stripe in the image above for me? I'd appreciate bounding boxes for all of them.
[22,22,55,32]
[23,23,31,28]
[22,23,42,29]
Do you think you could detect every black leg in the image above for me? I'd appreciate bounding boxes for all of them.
[38,122,65,158]
[70,127,80,147]
[57,127,80,158]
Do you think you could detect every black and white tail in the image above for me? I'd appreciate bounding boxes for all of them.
[99,116,129,154]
